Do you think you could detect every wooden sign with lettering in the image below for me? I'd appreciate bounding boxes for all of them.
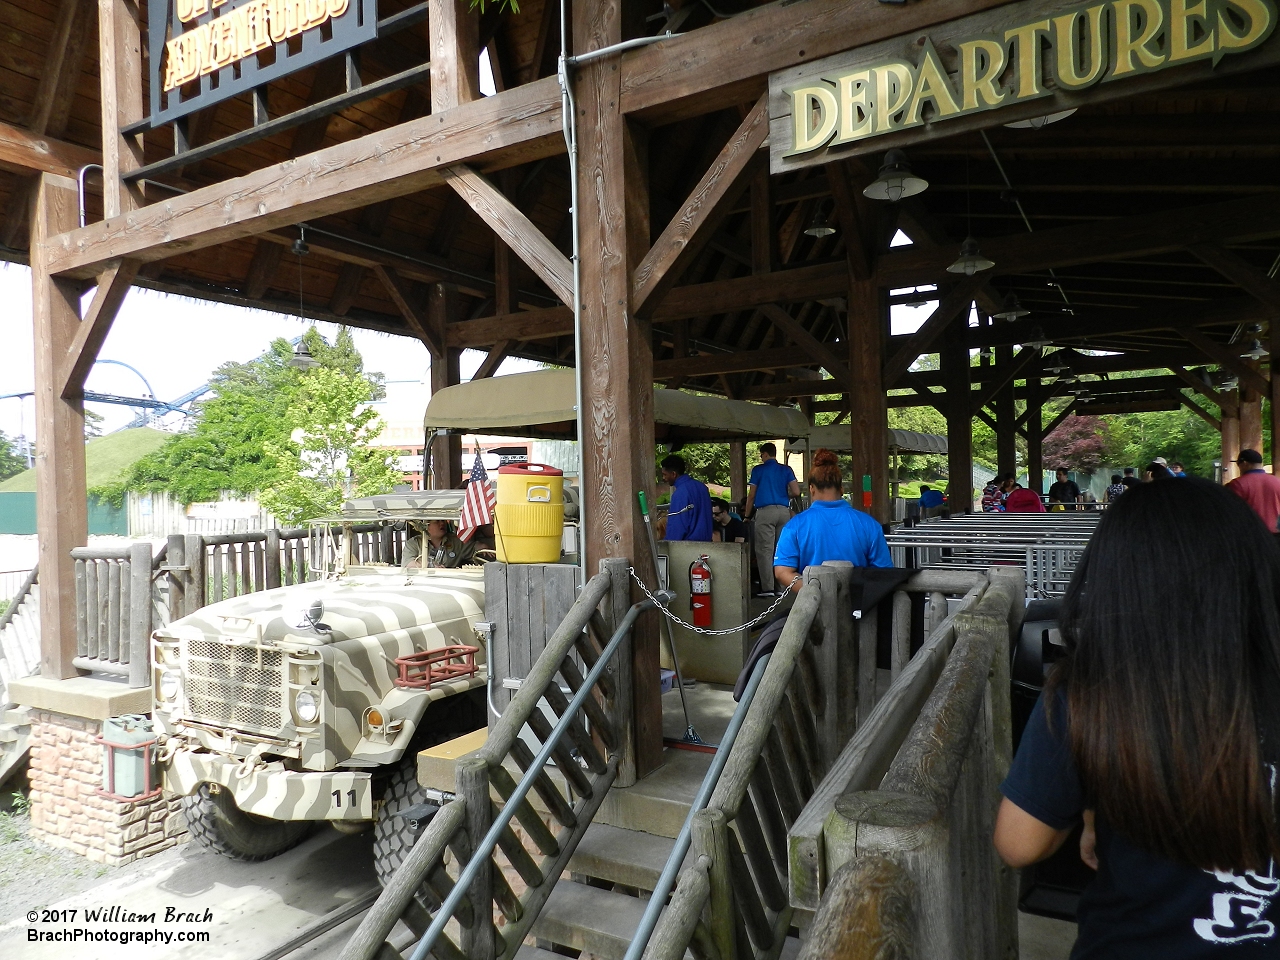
[147,0,378,128]
[769,0,1278,172]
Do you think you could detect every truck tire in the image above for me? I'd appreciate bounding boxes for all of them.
[373,755,428,887]
[182,785,312,862]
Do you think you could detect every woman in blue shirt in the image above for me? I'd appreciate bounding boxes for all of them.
[772,449,892,593]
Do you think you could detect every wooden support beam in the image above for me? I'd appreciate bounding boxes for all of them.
[877,194,1280,289]
[1025,358,1043,493]
[652,261,848,322]
[241,241,284,299]
[1180,328,1271,396]
[374,265,445,358]
[42,78,566,279]
[443,164,574,306]
[759,303,851,388]
[473,340,514,380]
[848,279,887,521]
[654,346,818,380]
[632,96,768,316]
[750,164,774,276]
[825,160,873,282]
[32,174,86,679]
[59,259,139,398]
[98,0,145,219]
[328,263,365,316]
[882,276,985,387]
[743,378,841,401]
[575,0,658,783]
[428,284,464,489]
[618,0,1011,123]
[430,0,481,111]
[975,408,998,432]
[446,305,574,349]
[941,318,972,514]
[1190,243,1280,314]
[0,121,100,179]
[1272,322,1280,471]
[969,347,1040,416]
[1174,390,1222,430]
[1170,365,1224,408]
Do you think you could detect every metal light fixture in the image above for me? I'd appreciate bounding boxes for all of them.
[862,149,928,202]
[291,223,310,256]
[1024,337,1050,350]
[1004,108,1077,130]
[1045,356,1069,375]
[290,342,320,370]
[993,292,1030,321]
[804,203,836,238]
[946,236,995,275]
[1243,339,1269,360]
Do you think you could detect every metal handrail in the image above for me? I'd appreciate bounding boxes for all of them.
[406,591,672,960]
[624,649,772,960]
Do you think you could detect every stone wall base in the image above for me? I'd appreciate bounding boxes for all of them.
[28,710,188,865]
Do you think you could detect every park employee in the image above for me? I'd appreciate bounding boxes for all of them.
[661,454,713,541]
[773,449,892,594]
[744,443,801,596]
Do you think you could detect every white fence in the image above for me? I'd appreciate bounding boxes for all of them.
[127,491,279,537]
[0,569,33,605]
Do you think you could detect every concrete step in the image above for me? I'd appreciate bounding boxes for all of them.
[531,882,649,959]
[568,822,680,892]
[513,948,571,960]
[0,724,18,743]
[595,746,712,839]
[4,707,31,726]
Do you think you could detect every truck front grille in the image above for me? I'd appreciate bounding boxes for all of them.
[184,639,286,735]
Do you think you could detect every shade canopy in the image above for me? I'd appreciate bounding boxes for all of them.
[786,425,949,456]
[424,369,810,443]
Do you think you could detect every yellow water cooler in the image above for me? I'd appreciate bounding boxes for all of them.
[495,463,565,563]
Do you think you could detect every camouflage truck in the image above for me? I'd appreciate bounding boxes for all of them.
[150,491,490,873]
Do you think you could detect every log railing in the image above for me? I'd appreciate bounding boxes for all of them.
[340,557,645,960]
[797,571,1024,960]
[71,543,168,687]
[638,565,991,960]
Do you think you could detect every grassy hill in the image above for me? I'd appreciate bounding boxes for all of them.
[0,427,170,493]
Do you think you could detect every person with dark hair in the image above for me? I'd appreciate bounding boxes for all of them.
[403,519,477,569]
[918,484,945,509]
[1048,468,1083,511]
[1145,461,1173,481]
[744,441,800,596]
[771,449,892,594]
[995,478,1280,955]
[660,454,712,541]
[982,477,1004,512]
[1229,448,1280,537]
[711,498,747,543]
[1170,461,1187,478]
[1105,474,1125,503]
[1120,467,1140,489]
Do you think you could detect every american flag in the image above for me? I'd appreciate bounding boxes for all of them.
[458,455,496,542]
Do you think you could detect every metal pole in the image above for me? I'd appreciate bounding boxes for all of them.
[637,491,701,744]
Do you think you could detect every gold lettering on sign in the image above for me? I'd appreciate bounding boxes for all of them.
[1053,4,1109,87]
[163,0,352,91]
[958,38,1006,109]
[779,0,1276,159]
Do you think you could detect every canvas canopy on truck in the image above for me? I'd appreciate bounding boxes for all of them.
[785,426,949,456]
[424,368,809,443]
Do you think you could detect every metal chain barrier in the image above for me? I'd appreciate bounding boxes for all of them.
[628,566,794,636]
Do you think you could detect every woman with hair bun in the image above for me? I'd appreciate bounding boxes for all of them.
[771,449,892,594]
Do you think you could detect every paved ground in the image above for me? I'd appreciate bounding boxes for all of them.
[0,824,378,960]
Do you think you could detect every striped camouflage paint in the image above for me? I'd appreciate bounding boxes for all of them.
[153,567,487,822]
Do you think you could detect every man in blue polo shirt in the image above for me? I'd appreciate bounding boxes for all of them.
[661,454,713,541]
[744,443,800,596]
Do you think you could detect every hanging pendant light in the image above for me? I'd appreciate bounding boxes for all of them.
[1004,109,1077,130]
[993,292,1030,321]
[804,202,836,238]
[946,236,995,275]
[862,149,929,202]
[290,341,320,370]
[1045,357,1069,375]
[1243,339,1269,360]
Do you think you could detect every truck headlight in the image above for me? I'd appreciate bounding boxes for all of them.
[158,669,180,701]
[295,690,320,724]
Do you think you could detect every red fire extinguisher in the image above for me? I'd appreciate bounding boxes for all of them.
[690,555,713,628]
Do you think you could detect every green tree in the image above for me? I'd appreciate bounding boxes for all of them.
[258,366,400,525]
[117,328,386,505]
[0,431,25,481]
